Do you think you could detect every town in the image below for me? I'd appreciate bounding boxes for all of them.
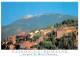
[1,19,78,50]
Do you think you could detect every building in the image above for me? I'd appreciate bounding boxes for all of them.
[10,44,14,50]
[7,35,16,44]
[51,26,54,29]
[29,32,34,38]
[57,27,77,39]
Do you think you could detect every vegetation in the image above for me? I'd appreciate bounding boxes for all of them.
[40,27,46,29]
[35,27,39,30]
[35,33,41,38]
[31,31,77,49]
[47,25,52,29]
[57,32,77,49]
[31,19,78,49]
[54,19,78,28]
[1,19,78,50]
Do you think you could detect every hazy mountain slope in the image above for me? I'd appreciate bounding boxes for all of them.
[1,13,78,38]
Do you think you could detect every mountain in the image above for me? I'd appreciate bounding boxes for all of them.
[1,13,78,39]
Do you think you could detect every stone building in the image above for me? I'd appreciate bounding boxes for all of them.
[57,26,77,39]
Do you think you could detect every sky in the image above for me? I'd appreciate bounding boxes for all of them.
[1,2,78,26]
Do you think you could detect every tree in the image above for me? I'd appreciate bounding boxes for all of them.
[54,19,78,28]
[47,32,51,37]
[52,39,57,45]
[1,43,6,49]
[51,44,56,49]
[35,33,41,38]
[28,38,33,42]
[47,25,51,29]
[43,41,52,49]
[40,27,46,29]
[43,36,48,41]
[35,27,38,30]
[57,32,78,49]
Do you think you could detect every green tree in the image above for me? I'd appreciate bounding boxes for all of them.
[35,27,38,30]
[35,33,41,38]
[51,44,56,49]
[40,27,46,29]
[43,41,52,49]
[47,25,51,29]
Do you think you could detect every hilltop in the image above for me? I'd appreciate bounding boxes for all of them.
[1,13,78,39]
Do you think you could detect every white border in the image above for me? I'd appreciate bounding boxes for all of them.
[0,0,80,57]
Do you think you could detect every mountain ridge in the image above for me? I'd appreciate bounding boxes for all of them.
[1,13,78,39]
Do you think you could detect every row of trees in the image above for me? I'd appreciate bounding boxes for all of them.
[54,19,78,28]
[35,25,52,30]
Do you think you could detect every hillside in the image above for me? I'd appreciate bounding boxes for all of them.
[1,13,78,39]
[1,19,78,50]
